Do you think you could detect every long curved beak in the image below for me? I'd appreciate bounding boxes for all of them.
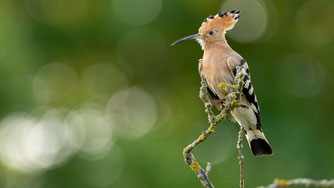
[171,34,201,46]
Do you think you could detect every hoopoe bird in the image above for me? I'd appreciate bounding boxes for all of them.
[172,10,273,156]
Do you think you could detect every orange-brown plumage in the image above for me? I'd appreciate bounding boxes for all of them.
[199,11,240,35]
[172,10,273,157]
[198,11,241,100]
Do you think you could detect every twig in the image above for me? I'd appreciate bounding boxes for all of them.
[237,128,244,188]
[258,178,334,188]
[205,162,212,177]
[183,59,246,188]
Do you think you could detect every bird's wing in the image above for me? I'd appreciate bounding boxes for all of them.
[198,59,222,109]
[227,56,262,130]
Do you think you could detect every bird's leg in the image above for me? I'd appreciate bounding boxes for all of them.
[207,96,225,111]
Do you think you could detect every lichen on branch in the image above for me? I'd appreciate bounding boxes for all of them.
[257,178,334,188]
[183,59,246,188]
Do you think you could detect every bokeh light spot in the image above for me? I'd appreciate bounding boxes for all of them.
[221,0,268,43]
[26,0,97,29]
[82,63,128,102]
[112,0,162,26]
[33,62,78,104]
[106,87,157,139]
[0,111,73,173]
[279,54,324,98]
[296,0,334,46]
[66,103,113,160]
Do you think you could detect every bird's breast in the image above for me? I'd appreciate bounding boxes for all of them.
[202,54,233,99]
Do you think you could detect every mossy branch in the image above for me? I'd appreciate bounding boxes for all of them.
[237,128,244,188]
[183,59,246,188]
[183,61,333,188]
[257,178,334,188]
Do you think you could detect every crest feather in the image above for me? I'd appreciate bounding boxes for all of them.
[199,10,241,33]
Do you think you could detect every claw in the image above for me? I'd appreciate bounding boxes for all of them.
[209,98,225,111]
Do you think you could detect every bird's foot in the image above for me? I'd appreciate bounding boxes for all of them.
[209,98,225,111]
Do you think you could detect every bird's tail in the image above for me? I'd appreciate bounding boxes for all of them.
[244,129,273,157]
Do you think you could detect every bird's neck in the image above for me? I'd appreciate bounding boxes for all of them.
[203,38,231,52]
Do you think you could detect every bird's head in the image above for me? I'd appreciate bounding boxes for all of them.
[171,10,240,48]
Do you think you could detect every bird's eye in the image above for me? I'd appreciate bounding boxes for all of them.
[209,31,214,36]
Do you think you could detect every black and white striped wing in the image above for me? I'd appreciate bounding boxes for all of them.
[227,56,262,130]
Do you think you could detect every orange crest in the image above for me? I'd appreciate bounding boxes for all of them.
[199,10,240,35]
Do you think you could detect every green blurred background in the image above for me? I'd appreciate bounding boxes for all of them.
[0,0,333,187]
